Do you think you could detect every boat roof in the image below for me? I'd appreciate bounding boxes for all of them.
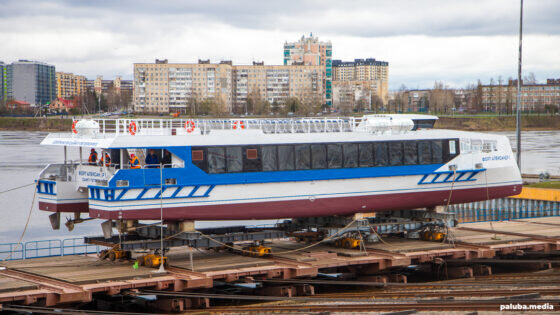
[40,115,503,149]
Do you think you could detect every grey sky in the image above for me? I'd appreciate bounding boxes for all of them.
[1,0,558,89]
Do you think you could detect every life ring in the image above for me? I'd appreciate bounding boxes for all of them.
[128,121,137,135]
[71,120,78,134]
[233,120,245,130]
[184,120,195,133]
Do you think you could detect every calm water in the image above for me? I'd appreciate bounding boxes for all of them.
[0,130,559,243]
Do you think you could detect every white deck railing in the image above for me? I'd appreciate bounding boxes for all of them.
[90,117,363,136]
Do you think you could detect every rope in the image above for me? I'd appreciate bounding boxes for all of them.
[2,188,37,261]
[0,182,36,194]
[443,168,457,247]
[366,220,396,248]
[189,218,359,255]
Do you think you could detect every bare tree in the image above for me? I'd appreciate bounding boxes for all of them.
[523,72,537,85]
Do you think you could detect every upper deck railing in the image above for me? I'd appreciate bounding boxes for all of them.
[66,115,427,138]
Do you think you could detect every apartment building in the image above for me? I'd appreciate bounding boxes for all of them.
[283,34,332,106]
[133,59,323,114]
[5,60,56,106]
[482,79,560,112]
[56,72,87,98]
[0,62,5,102]
[332,58,389,108]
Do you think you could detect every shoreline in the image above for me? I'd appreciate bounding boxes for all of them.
[0,115,559,132]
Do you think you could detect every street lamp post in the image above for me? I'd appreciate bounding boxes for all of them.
[516,0,523,170]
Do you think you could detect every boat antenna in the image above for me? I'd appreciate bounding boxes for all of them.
[515,0,523,170]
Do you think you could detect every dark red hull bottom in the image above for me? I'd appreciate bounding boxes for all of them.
[84,184,521,221]
[38,201,89,213]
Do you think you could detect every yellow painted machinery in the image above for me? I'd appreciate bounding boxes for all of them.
[136,254,168,268]
[242,245,271,257]
[334,237,362,249]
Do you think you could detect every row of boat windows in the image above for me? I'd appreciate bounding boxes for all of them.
[191,139,459,174]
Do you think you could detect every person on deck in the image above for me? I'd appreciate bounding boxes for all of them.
[99,152,111,167]
[129,153,141,169]
[162,150,172,168]
[145,149,160,168]
[88,149,98,165]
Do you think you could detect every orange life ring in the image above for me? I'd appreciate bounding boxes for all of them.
[184,120,195,133]
[128,121,137,135]
[233,120,245,130]
[71,120,78,134]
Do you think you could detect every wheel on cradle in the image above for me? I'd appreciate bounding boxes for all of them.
[125,251,132,260]
[98,249,109,260]
[108,251,116,261]
[136,258,144,266]
[146,257,153,268]
[343,240,351,249]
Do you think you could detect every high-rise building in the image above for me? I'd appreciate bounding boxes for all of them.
[0,62,6,102]
[332,58,389,108]
[6,60,56,106]
[56,72,87,98]
[283,34,332,106]
[133,59,323,114]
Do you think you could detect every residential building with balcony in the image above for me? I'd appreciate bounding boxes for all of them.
[133,59,323,114]
[5,60,56,106]
[56,72,87,98]
[332,58,389,108]
[284,33,332,106]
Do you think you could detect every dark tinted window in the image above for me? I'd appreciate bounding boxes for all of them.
[432,140,443,164]
[327,144,342,168]
[311,144,327,169]
[374,142,388,166]
[191,147,207,171]
[418,141,432,164]
[243,146,261,172]
[295,144,311,170]
[262,146,278,171]
[208,147,226,174]
[403,141,418,165]
[389,142,403,166]
[278,145,295,170]
[226,146,242,172]
[359,143,373,167]
[343,143,358,168]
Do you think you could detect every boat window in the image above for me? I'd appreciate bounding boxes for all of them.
[191,147,207,171]
[278,145,295,170]
[226,146,243,173]
[243,146,262,172]
[471,139,482,152]
[208,147,226,174]
[262,146,278,171]
[432,140,443,164]
[311,144,327,169]
[343,143,358,168]
[295,144,311,170]
[359,143,373,167]
[403,141,418,165]
[460,139,471,153]
[327,144,342,168]
[374,142,388,166]
[389,142,403,166]
[482,140,497,152]
[418,141,432,164]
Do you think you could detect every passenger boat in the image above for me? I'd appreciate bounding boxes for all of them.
[36,115,522,229]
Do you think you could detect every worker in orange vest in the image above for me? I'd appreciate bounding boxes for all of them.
[88,149,98,165]
[99,152,111,167]
[129,154,141,169]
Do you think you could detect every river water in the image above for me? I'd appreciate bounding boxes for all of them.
[0,130,559,243]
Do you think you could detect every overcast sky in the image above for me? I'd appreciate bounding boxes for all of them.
[1,0,558,89]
